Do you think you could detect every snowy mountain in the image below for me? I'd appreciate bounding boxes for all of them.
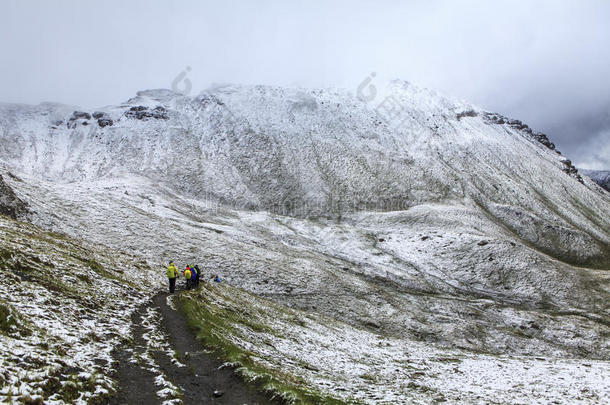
[1,82,609,403]
[580,168,610,192]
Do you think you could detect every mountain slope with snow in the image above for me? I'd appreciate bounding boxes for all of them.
[0,81,609,403]
[1,82,608,267]
[0,215,162,403]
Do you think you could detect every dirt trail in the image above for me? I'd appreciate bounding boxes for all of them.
[109,291,275,405]
[108,309,160,405]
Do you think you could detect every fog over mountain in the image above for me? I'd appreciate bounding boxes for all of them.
[1,0,609,168]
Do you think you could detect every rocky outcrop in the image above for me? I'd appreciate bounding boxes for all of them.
[67,111,92,128]
[456,110,478,120]
[71,111,92,120]
[66,110,114,128]
[124,105,169,120]
[481,112,586,183]
[483,112,556,150]
[559,157,584,183]
[93,111,114,127]
[98,118,113,127]
[0,173,29,220]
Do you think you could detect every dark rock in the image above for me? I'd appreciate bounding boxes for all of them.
[528,321,541,330]
[456,110,478,120]
[363,320,381,329]
[482,112,504,125]
[0,173,29,220]
[477,240,489,246]
[92,111,105,119]
[70,111,92,120]
[483,112,557,151]
[67,111,93,127]
[124,105,169,120]
[98,118,114,128]
[560,159,584,184]
[378,238,385,242]
[421,236,430,241]
[531,132,555,150]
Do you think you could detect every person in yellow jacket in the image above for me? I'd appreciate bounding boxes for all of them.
[167,261,179,293]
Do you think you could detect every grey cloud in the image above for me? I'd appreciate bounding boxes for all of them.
[1,0,609,167]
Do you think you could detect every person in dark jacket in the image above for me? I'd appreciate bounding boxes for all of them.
[190,265,197,287]
[194,265,201,287]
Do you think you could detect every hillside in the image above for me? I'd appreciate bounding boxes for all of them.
[0,215,162,403]
[0,81,609,403]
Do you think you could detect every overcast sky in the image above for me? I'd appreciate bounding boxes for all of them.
[1,0,609,169]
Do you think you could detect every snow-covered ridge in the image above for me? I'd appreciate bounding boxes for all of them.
[1,81,609,403]
[0,82,585,193]
[1,82,608,265]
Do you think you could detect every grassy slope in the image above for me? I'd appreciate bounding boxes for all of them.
[0,215,160,404]
[177,284,350,405]
[176,283,609,405]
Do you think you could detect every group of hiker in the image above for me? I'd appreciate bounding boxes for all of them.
[166,261,221,293]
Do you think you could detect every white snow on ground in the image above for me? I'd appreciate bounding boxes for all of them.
[0,80,609,403]
[0,217,162,403]
[185,283,609,404]
[2,169,608,403]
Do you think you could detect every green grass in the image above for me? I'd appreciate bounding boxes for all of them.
[0,218,144,299]
[359,373,377,382]
[176,285,349,405]
[0,301,17,334]
[0,299,32,337]
[0,215,157,404]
